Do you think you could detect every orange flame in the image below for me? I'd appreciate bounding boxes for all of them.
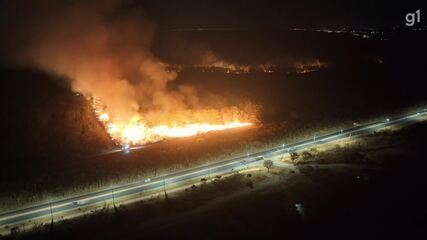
[91,97,254,145]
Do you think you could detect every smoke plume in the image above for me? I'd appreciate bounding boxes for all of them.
[0,0,255,128]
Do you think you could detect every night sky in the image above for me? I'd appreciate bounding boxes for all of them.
[139,0,426,29]
[1,0,426,35]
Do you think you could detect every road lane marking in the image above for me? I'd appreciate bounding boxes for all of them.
[1,109,426,225]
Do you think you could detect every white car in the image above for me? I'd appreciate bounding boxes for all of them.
[144,178,151,183]
[256,156,264,160]
[72,200,85,206]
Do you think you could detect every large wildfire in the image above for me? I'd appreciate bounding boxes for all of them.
[91,96,254,145]
[0,1,257,146]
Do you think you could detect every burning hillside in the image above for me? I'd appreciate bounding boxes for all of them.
[162,51,326,75]
[294,59,328,74]
[1,1,257,146]
[91,96,254,145]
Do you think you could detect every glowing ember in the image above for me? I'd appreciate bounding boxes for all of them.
[99,113,110,122]
[90,97,254,145]
[152,122,252,138]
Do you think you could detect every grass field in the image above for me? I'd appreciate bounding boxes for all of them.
[7,118,427,239]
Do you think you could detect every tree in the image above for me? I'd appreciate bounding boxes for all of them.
[290,152,299,162]
[301,151,313,160]
[263,160,273,172]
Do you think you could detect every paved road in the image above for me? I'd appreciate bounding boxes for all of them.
[1,108,426,228]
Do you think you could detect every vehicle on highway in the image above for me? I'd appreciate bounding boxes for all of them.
[1,109,426,229]
[72,200,85,206]
[122,144,130,152]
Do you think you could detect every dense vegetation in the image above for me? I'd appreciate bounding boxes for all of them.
[9,119,427,240]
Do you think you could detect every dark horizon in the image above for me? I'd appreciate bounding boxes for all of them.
[140,0,426,29]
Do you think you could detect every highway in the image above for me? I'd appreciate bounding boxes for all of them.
[1,108,426,230]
